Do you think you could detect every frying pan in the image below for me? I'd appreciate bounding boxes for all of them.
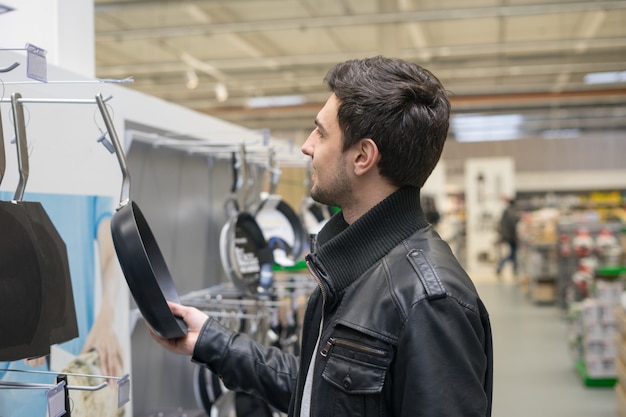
[219,148,274,296]
[95,94,187,339]
[10,93,78,347]
[0,102,48,360]
[254,151,305,265]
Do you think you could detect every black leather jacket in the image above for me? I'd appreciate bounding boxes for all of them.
[192,187,493,416]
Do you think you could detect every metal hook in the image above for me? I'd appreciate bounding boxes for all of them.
[0,62,19,73]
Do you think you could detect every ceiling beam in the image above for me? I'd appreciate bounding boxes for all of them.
[195,88,626,116]
[95,1,626,41]
[96,37,626,78]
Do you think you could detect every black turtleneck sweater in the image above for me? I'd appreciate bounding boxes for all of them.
[312,186,429,298]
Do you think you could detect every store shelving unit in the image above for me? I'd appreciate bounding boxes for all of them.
[568,267,625,387]
[556,221,624,311]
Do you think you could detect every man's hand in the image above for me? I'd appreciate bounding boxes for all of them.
[148,302,209,356]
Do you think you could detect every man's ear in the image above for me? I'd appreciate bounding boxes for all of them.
[353,138,380,176]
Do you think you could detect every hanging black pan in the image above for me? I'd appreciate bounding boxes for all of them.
[0,95,48,361]
[219,147,274,296]
[10,93,78,347]
[95,94,187,339]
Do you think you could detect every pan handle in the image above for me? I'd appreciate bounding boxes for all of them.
[238,144,251,210]
[267,147,280,196]
[230,145,250,211]
[10,93,29,201]
[95,93,131,207]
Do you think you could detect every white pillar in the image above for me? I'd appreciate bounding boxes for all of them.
[465,157,516,275]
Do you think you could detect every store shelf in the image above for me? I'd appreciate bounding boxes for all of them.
[525,242,559,304]
[575,360,617,388]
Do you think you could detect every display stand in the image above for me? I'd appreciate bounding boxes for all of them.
[180,276,314,416]
[0,92,129,415]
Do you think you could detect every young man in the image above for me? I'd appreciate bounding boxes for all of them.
[151,56,493,416]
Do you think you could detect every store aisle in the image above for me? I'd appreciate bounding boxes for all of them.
[474,277,616,417]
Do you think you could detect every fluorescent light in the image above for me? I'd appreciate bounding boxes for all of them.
[542,129,581,140]
[451,114,524,142]
[247,95,306,108]
[584,71,626,85]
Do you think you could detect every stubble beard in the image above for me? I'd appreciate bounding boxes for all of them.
[309,165,351,209]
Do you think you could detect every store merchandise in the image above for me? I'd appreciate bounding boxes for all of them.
[96,94,187,340]
[568,277,623,382]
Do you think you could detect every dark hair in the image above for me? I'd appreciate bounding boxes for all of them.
[324,56,450,188]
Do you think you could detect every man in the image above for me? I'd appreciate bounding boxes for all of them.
[151,56,493,416]
[497,198,521,278]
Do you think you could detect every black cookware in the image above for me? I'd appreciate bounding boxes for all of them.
[95,94,187,339]
[0,101,48,361]
[10,93,78,347]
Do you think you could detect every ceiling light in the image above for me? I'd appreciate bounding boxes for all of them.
[247,95,306,109]
[215,83,228,102]
[584,71,626,85]
[451,114,524,142]
[542,129,581,140]
[186,68,198,90]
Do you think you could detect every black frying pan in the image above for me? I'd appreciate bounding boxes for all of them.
[219,149,274,296]
[0,104,48,360]
[10,93,78,347]
[95,94,187,339]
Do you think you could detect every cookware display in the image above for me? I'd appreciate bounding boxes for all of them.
[254,150,306,267]
[95,94,187,339]
[219,148,274,296]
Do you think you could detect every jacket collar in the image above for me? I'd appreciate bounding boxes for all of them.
[313,186,429,296]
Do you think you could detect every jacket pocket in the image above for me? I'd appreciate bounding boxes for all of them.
[318,331,392,416]
[323,352,388,394]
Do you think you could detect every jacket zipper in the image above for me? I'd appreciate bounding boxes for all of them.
[320,337,388,358]
[295,255,328,417]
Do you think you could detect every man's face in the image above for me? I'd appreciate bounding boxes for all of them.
[301,94,352,208]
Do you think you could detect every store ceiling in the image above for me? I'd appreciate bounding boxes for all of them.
[94,0,626,142]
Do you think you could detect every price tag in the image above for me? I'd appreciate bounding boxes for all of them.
[46,380,66,417]
[25,43,47,82]
[117,374,131,408]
